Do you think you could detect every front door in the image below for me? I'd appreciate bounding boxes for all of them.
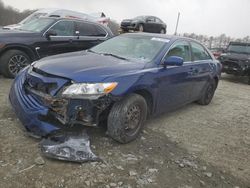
[156,40,194,114]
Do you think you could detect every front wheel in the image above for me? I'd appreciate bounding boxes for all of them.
[197,79,217,105]
[138,24,144,32]
[0,50,31,78]
[107,94,147,144]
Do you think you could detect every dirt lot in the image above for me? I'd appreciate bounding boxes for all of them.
[0,74,249,188]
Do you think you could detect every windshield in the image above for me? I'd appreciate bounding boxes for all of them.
[19,18,55,32]
[227,43,250,54]
[133,16,145,20]
[20,13,48,25]
[91,35,168,62]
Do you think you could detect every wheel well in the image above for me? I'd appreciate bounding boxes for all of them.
[213,76,219,88]
[134,89,153,117]
[1,46,36,61]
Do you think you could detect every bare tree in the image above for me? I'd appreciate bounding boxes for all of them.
[0,0,34,26]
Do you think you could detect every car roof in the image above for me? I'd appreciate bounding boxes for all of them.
[38,17,105,26]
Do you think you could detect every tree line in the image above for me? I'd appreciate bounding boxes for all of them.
[0,0,34,26]
[182,33,250,49]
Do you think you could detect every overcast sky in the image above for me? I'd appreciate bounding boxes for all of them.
[3,0,250,38]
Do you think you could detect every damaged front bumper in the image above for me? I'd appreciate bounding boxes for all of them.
[221,61,250,76]
[9,68,115,137]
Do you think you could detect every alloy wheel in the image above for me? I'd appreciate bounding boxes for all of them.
[8,55,29,76]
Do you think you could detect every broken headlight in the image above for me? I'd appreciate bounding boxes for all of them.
[62,82,118,99]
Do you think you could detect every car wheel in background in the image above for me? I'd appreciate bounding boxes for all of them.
[0,50,31,78]
[160,28,166,34]
[138,24,144,32]
[197,79,216,105]
[107,94,147,144]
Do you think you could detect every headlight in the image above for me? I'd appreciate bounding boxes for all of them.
[0,43,5,49]
[62,82,118,99]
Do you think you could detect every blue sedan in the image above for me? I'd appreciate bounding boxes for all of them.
[9,33,222,143]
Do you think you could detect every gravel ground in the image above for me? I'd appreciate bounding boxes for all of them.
[0,74,249,188]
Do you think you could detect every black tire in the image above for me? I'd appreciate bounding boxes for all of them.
[138,24,144,32]
[197,79,216,105]
[248,76,250,85]
[160,28,166,34]
[107,94,147,144]
[0,50,31,78]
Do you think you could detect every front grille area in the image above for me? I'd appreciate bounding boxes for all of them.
[222,61,241,69]
[15,74,44,111]
[25,68,70,97]
[121,22,131,27]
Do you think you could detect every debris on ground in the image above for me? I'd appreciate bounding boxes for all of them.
[34,156,45,165]
[40,130,100,163]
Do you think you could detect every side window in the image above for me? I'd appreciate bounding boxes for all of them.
[147,17,155,22]
[155,18,162,23]
[165,41,191,62]
[50,21,74,36]
[191,42,212,61]
[76,22,106,37]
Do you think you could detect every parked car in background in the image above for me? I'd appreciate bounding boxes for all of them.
[3,9,109,30]
[121,16,167,34]
[210,47,224,59]
[0,17,113,78]
[219,42,250,84]
[9,33,221,143]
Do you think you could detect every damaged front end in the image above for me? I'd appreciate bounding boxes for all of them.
[9,66,117,137]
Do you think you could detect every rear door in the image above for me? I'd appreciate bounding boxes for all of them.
[37,20,78,58]
[154,17,163,33]
[144,16,156,32]
[189,41,214,99]
[156,40,194,113]
[75,21,108,50]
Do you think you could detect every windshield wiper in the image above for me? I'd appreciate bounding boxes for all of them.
[86,49,98,54]
[101,53,128,60]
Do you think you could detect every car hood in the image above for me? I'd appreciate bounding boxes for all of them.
[2,23,21,30]
[221,52,250,61]
[220,52,250,65]
[33,51,147,82]
[122,19,133,23]
[0,29,40,38]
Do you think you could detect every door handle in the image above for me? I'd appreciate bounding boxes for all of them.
[188,67,199,75]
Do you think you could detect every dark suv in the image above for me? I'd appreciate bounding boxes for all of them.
[121,16,166,34]
[0,17,113,78]
[219,42,250,84]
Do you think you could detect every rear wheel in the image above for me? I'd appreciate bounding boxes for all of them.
[107,94,147,144]
[197,79,216,105]
[0,50,31,78]
[160,28,166,34]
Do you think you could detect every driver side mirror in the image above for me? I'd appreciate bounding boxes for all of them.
[163,56,184,67]
[45,30,57,40]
